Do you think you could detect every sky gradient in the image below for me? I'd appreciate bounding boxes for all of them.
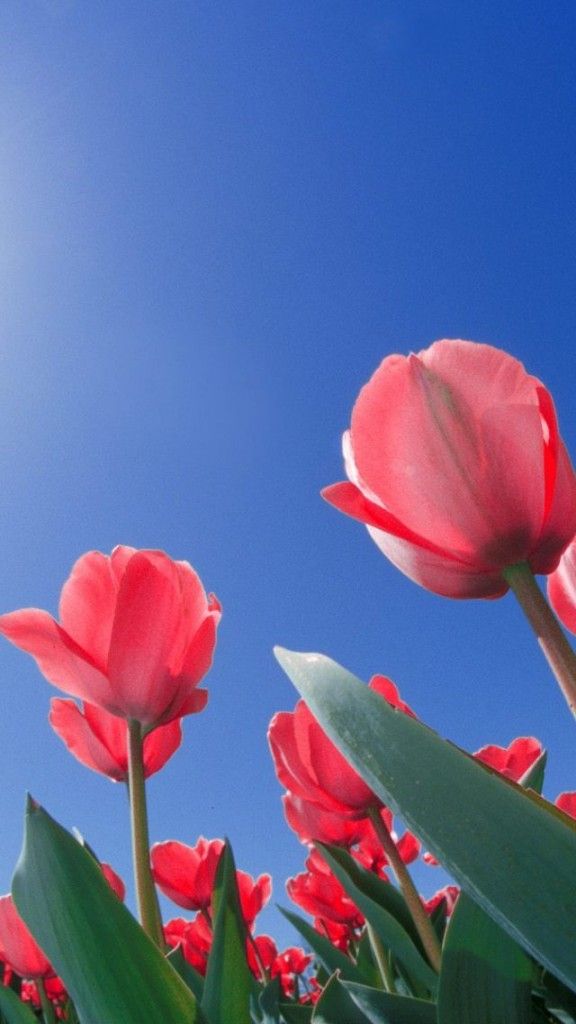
[0,0,574,948]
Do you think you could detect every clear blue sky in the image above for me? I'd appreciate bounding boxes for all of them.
[0,0,574,949]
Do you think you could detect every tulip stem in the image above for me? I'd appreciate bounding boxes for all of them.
[366,922,396,992]
[368,808,442,972]
[128,720,164,947]
[37,978,56,1024]
[503,562,576,719]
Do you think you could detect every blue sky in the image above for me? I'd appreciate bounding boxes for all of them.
[0,0,574,950]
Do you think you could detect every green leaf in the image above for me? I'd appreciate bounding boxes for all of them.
[437,751,544,1023]
[280,1005,314,1024]
[343,981,437,1023]
[315,844,437,995]
[11,798,203,1024]
[0,986,38,1024]
[274,649,576,993]
[201,840,252,1024]
[279,907,366,984]
[312,973,372,1023]
[257,977,282,1023]
[437,892,532,1023]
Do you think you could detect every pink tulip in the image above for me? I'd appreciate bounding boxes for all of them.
[0,546,221,727]
[473,736,543,782]
[548,538,576,633]
[49,698,182,781]
[0,895,52,979]
[323,339,576,598]
[151,837,224,912]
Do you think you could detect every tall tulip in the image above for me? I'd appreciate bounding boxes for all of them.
[323,339,576,599]
[323,340,576,718]
[0,546,221,947]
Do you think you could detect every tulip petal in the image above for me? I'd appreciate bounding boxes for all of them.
[535,442,576,573]
[49,699,127,782]
[0,609,114,705]
[58,551,119,671]
[107,552,183,723]
[548,540,576,634]
[366,526,508,598]
[142,719,183,777]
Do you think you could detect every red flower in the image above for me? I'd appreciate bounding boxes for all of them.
[152,837,271,929]
[0,896,52,979]
[283,793,367,847]
[323,340,576,598]
[548,538,576,633]
[555,792,576,819]
[247,936,312,996]
[474,736,543,781]
[0,546,221,727]
[352,812,420,874]
[49,698,182,781]
[151,837,224,912]
[287,849,364,927]
[269,676,414,820]
[164,915,212,975]
[424,885,460,916]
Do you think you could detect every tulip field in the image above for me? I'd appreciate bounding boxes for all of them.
[0,340,575,1022]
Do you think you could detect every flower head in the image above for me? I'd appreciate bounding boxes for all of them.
[0,546,221,727]
[324,340,576,598]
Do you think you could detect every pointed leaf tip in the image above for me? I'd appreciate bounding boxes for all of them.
[25,794,40,814]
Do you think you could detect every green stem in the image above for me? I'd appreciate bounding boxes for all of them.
[366,922,396,992]
[128,720,164,946]
[37,978,56,1024]
[368,807,442,972]
[503,561,576,719]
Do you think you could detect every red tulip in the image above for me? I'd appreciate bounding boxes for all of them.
[247,936,312,995]
[548,538,576,633]
[269,676,414,819]
[0,546,221,727]
[49,698,182,781]
[473,736,543,781]
[282,793,368,847]
[151,837,224,912]
[423,885,460,916]
[287,849,364,927]
[0,895,52,979]
[164,915,212,975]
[323,340,576,598]
[151,837,271,928]
[555,792,576,819]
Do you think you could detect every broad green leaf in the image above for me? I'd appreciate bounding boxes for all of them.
[343,981,437,1023]
[275,649,576,993]
[0,986,38,1024]
[279,907,366,983]
[437,751,544,1023]
[315,844,437,995]
[280,1005,314,1023]
[257,977,282,1023]
[11,798,203,1024]
[437,892,532,1023]
[312,973,372,1023]
[355,928,382,989]
[202,840,252,1024]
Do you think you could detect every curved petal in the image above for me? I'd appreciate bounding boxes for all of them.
[142,718,183,777]
[366,525,508,598]
[0,609,114,705]
[107,552,183,723]
[534,443,576,574]
[58,551,118,670]
[0,896,52,979]
[49,699,126,781]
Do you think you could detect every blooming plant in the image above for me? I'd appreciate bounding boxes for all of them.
[0,340,575,1023]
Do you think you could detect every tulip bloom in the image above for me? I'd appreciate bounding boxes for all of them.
[287,849,364,927]
[269,676,415,819]
[0,896,52,979]
[473,736,543,782]
[49,698,182,782]
[0,546,221,727]
[323,339,576,598]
